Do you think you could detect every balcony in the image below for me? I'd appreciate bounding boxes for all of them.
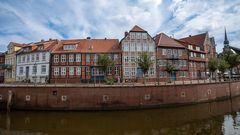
[0,64,12,70]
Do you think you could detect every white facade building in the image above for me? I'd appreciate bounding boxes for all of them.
[16,40,57,83]
[121,25,156,82]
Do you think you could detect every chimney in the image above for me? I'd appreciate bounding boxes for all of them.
[49,38,52,41]
[189,35,191,37]
[41,39,44,42]
[125,31,128,37]
[87,37,91,39]
[104,37,107,40]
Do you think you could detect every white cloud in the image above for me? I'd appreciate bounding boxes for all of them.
[0,0,239,53]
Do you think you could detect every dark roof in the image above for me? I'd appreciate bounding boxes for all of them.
[155,33,185,48]
[52,39,121,53]
[179,33,207,46]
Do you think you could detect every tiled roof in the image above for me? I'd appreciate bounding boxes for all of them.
[155,33,185,48]
[52,39,120,53]
[17,40,58,54]
[179,33,207,46]
[9,42,25,47]
[130,25,146,32]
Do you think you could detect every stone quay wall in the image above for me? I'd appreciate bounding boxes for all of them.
[0,81,239,111]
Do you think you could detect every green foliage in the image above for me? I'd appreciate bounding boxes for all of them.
[224,50,240,69]
[208,58,218,73]
[218,59,230,74]
[165,62,176,74]
[137,52,153,75]
[105,78,115,85]
[97,54,114,78]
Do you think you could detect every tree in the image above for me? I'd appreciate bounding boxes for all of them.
[218,59,230,81]
[208,58,218,80]
[97,54,114,81]
[165,61,176,82]
[224,50,240,79]
[137,52,153,85]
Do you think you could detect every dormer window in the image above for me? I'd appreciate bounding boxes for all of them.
[63,44,77,50]
[38,45,44,50]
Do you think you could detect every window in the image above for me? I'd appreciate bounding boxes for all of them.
[69,54,74,62]
[54,67,59,76]
[124,42,129,51]
[63,44,77,50]
[124,56,129,62]
[18,57,21,63]
[114,54,118,61]
[42,53,46,61]
[76,54,81,62]
[94,54,98,62]
[41,65,46,74]
[159,60,166,66]
[36,54,39,61]
[22,56,25,63]
[137,43,141,52]
[143,44,147,51]
[86,54,90,62]
[178,50,182,56]
[107,67,112,75]
[159,71,166,78]
[86,67,90,75]
[69,67,74,76]
[31,54,35,62]
[196,47,200,51]
[130,56,135,62]
[130,43,135,51]
[76,67,81,75]
[188,45,193,49]
[124,68,130,76]
[27,55,30,62]
[115,66,118,75]
[131,68,136,76]
[162,49,166,55]
[167,49,172,55]
[19,67,23,75]
[61,55,66,62]
[54,55,59,63]
[149,68,155,76]
[61,67,66,76]
[32,65,37,74]
[180,71,187,77]
[136,33,141,39]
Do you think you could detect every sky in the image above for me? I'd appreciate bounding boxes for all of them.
[0,0,239,53]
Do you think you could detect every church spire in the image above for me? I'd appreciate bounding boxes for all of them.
[224,27,229,47]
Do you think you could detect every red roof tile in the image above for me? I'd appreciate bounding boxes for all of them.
[179,33,207,46]
[52,39,121,53]
[155,33,185,48]
[130,25,146,32]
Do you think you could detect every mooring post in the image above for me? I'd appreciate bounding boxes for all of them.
[7,90,12,112]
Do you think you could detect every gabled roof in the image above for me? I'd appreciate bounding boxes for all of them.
[8,42,25,47]
[155,33,185,48]
[130,25,146,32]
[52,39,121,53]
[17,40,58,54]
[179,33,207,46]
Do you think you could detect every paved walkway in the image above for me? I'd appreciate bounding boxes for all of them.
[0,79,234,87]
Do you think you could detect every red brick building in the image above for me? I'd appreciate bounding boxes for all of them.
[179,32,216,79]
[0,52,5,83]
[154,33,188,82]
[50,38,122,83]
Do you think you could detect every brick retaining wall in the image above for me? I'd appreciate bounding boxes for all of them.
[0,81,237,111]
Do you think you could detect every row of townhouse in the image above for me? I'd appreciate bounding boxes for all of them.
[1,25,217,83]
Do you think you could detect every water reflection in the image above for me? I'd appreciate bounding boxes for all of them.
[1,97,240,135]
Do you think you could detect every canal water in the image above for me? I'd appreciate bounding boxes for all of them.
[0,97,240,135]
